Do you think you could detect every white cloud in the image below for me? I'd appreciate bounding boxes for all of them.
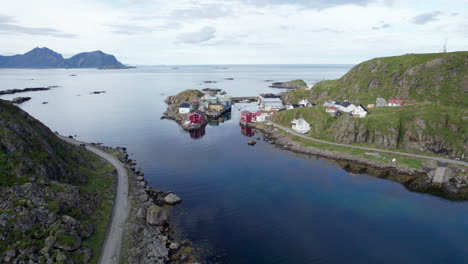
[0,0,466,64]
[176,26,217,43]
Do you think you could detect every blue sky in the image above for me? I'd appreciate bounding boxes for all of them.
[0,0,466,64]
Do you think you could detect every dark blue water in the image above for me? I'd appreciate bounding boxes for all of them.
[1,65,467,263]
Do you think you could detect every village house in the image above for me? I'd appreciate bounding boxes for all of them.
[326,106,338,115]
[388,99,403,106]
[254,111,271,122]
[376,98,387,107]
[336,101,356,113]
[298,99,313,107]
[179,103,191,114]
[259,93,284,111]
[189,111,206,124]
[240,110,255,123]
[291,118,311,134]
[367,104,375,109]
[208,104,224,112]
[352,104,368,118]
[286,103,299,110]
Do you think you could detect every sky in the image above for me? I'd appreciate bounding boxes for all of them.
[0,0,467,64]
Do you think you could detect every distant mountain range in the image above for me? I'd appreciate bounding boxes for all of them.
[0,47,131,69]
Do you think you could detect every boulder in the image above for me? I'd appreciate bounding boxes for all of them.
[136,207,147,220]
[146,206,168,226]
[247,140,257,146]
[163,193,182,205]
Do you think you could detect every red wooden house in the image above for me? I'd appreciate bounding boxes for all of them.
[189,111,206,124]
[240,111,255,123]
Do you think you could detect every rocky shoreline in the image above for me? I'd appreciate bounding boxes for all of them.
[249,123,468,200]
[95,145,200,264]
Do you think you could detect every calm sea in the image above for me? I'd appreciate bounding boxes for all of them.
[0,65,467,264]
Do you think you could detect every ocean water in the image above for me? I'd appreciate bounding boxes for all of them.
[0,65,467,264]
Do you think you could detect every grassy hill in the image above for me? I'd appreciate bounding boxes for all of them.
[277,52,468,157]
[283,51,468,107]
[0,99,115,263]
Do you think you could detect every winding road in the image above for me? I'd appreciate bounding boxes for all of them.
[268,121,468,166]
[59,136,129,264]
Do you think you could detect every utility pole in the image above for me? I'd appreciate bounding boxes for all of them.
[443,39,448,53]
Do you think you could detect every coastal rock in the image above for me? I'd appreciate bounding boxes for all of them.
[146,205,168,226]
[11,97,31,104]
[163,193,182,205]
[247,140,257,146]
[270,80,307,89]
[137,207,147,220]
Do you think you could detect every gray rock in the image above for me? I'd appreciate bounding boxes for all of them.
[147,242,168,258]
[137,207,147,220]
[163,193,182,205]
[146,206,168,226]
[45,236,56,248]
[62,215,78,226]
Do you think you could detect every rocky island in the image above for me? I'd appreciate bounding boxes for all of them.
[0,47,133,69]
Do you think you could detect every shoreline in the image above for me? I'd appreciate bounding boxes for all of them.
[95,145,200,264]
[248,123,468,200]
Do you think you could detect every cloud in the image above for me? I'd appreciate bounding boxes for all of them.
[0,14,77,38]
[111,22,180,35]
[225,0,375,8]
[372,23,390,30]
[171,4,232,20]
[176,26,216,43]
[307,27,344,33]
[412,11,442,25]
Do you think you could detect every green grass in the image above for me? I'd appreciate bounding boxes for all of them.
[285,132,426,170]
[272,103,466,156]
[79,153,116,264]
[282,51,468,107]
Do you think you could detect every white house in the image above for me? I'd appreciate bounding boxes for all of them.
[352,104,368,118]
[291,118,311,134]
[286,103,295,110]
[336,102,356,113]
[326,106,338,114]
[298,99,313,107]
[388,99,403,106]
[179,103,191,114]
[255,112,271,122]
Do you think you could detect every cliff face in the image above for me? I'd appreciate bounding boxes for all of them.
[0,47,124,68]
[273,105,467,157]
[0,99,115,263]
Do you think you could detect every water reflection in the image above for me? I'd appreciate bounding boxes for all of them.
[240,123,255,137]
[189,127,206,139]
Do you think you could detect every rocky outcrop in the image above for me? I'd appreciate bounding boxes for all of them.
[112,147,199,264]
[0,99,116,263]
[11,97,31,104]
[270,80,308,89]
[0,86,57,96]
[250,123,468,200]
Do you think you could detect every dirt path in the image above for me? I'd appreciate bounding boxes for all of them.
[59,136,129,264]
[269,122,468,166]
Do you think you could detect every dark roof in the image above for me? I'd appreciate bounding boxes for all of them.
[180,103,191,108]
[334,101,342,105]
[260,93,281,98]
[340,102,352,108]
[191,110,205,116]
[359,104,368,111]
